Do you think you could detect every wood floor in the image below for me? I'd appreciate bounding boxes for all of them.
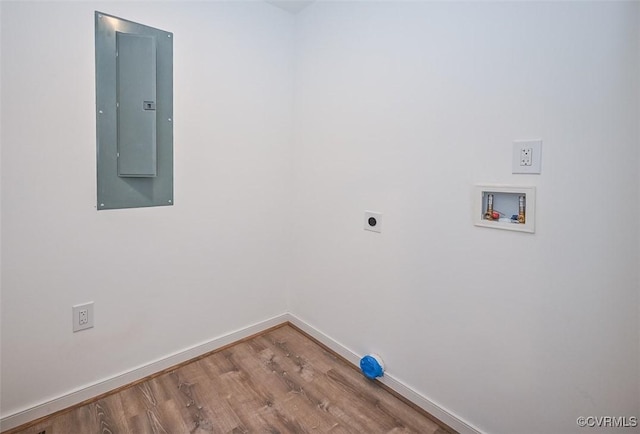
[5,324,453,434]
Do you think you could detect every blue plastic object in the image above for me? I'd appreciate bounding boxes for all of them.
[360,354,384,379]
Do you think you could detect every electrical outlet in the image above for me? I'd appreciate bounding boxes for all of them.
[73,302,94,332]
[79,309,88,325]
[513,140,542,174]
[520,148,532,166]
[364,211,383,233]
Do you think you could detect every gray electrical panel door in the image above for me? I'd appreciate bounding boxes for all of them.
[95,12,173,209]
[117,32,157,177]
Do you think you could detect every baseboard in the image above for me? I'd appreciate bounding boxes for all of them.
[0,313,289,432]
[287,313,485,434]
[2,312,483,434]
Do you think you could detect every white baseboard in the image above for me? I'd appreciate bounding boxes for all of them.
[2,312,483,434]
[0,313,289,432]
[287,313,485,434]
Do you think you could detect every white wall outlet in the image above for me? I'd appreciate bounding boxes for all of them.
[364,211,382,233]
[520,148,532,166]
[512,139,542,174]
[79,309,88,325]
[73,302,94,332]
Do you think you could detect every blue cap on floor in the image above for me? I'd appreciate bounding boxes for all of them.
[360,354,384,379]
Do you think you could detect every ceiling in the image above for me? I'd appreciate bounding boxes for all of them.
[265,0,315,14]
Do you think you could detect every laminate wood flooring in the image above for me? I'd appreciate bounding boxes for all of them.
[5,324,453,434]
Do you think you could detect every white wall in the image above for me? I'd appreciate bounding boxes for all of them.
[291,2,640,434]
[0,0,294,418]
[0,1,3,416]
[2,2,639,434]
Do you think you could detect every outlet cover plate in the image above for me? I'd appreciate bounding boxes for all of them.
[512,139,542,174]
[73,302,94,332]
[364,211,383,233]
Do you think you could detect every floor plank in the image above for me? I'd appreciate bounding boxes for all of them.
[5,324,454,434]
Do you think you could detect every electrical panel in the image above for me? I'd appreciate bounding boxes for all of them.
[95,12,173,210]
